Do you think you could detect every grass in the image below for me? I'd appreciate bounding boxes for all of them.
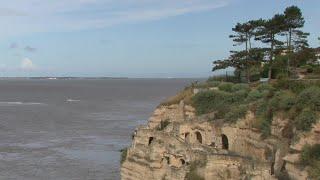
[159,87,193,106]
[158,78,320,138]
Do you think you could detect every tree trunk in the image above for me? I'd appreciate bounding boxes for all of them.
[246,34,250,83]
[287,29,292,76]
[269,35,274,80]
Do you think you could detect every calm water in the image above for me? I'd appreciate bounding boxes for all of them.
[0,79,195,180]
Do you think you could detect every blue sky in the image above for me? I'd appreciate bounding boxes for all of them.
[0,0,319,77]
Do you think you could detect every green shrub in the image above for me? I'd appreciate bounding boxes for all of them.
[231,83,250,92]
[252,100,273,137]
[297,86,320,111]
[247,90,264,102]
[192,90,233,115]
[301,144,320,165]
[288,80,320,94]
[224,105,248,123]
[274,77,290,90]
[218,82,234,92]
[120,147,128,164]
[308,160,320,179]
[232,90,249,103]
[258,116,272,138]
[294,108,317,131]
[257,83,274,92]
[270,91,296,111]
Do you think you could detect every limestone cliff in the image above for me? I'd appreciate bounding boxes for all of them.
[121,92,320,180]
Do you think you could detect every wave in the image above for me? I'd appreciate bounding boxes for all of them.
[0,101,46,106]
[66,99,81,102]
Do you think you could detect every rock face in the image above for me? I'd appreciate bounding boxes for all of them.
[121,100,319,180]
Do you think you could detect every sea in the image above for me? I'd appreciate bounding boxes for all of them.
[0,78,196,180]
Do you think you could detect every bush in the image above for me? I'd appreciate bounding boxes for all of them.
[270,91,296,111]
[192,90,233,115]
[301,144,320,165]
[120,147,128,164]
[224,105,248,123]
[252,100,273,137]
[297,86,320,111]
[247,90,264,102]
[294,108,317,131]
[308,160,320,179]
[218,82,234,92]
[258,116,272,138]
[288,80,320,94]
[232,90,249,103]
[257,83,274,92]
[231,83,250,92]
[274,77,290,90]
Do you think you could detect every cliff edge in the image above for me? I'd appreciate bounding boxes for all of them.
[121,81,320,180]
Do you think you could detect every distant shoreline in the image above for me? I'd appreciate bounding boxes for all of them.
[0,77,206,80]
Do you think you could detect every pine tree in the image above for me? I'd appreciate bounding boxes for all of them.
[283,6,306,73]
[255,14,286,79]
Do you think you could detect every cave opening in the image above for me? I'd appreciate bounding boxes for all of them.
[148,137,154,145]
[221,134,229,150]
[195,131,202,144]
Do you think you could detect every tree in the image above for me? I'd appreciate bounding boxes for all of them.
[229,21,261,82]
[255,14,286,79]
[212,49,264,81]
[283,6,306,73]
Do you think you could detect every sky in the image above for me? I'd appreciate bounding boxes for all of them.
[0,0,319,77]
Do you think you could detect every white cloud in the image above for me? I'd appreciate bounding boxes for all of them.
[0,0,230,37]
[20,58,36,70]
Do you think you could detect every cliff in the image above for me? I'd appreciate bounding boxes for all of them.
[121,81,320,180]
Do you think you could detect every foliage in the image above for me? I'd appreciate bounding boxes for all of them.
[300,144,320,179]
[231,83,250,92]
[192,90,233,115]
[218,82,234,92]
[225,105,248,123]
[120,147,128,165]
[294,108,317,131]
[247,90,264,101]
[212,5,311,80]
[301,144,320,165]
[296,86,320,111]
[270,91,296,111]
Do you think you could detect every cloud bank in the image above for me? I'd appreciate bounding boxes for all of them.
[0,0,230,37]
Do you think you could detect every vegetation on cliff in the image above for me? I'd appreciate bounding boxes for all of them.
[192,79,320,137]
[301,144,320,179]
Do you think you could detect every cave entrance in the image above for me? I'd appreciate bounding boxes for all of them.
[185,132,190,143]
[148,137,154,146]
[221,134,229,150]
[180,159,185,165]
[195,131,202,144]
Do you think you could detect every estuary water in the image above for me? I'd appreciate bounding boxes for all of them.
[0,78,195,180]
